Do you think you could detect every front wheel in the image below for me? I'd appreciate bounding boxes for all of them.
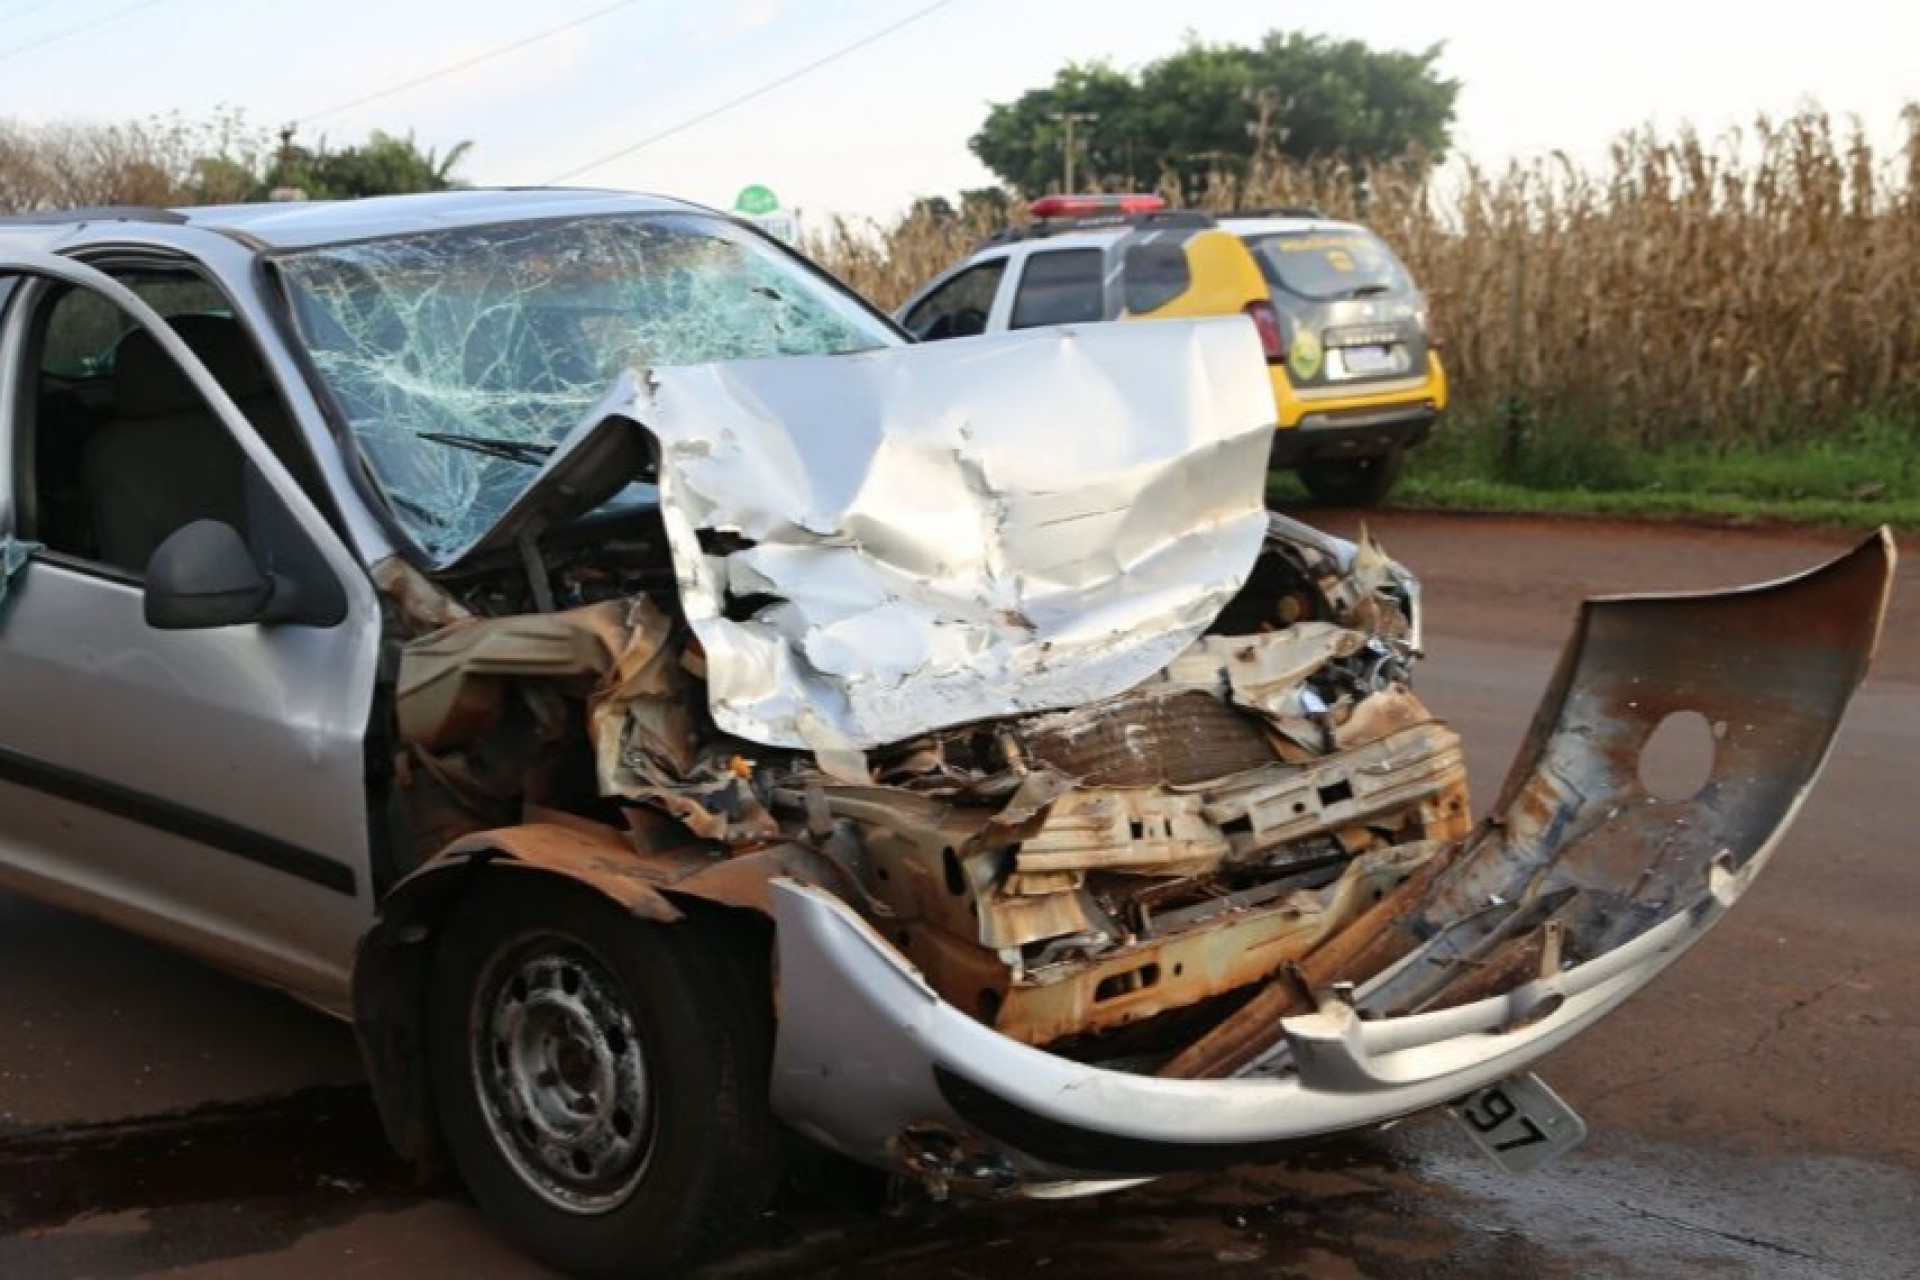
[1298,448,1405,506]
[426,878,781,1278]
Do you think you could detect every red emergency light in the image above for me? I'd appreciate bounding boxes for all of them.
[1028,193,1168,220]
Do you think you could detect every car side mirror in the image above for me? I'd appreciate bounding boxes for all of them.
[144,519,279,630]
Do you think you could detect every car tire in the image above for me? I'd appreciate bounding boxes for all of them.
[1298,449,1405,506]
[425,877,781,1278]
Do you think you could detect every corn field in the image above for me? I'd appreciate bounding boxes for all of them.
[7,109,1916,454]
[811,108,1920,453]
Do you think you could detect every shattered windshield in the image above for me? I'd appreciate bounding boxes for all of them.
[272,212,898,557]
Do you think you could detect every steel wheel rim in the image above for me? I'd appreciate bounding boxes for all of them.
[471,934,653,1214]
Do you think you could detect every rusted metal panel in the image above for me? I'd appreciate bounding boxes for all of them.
[435,823,683,922]
[661,844,853,916]
[1014,790,1228,876]
[1020,690,1273,787]
[995,841,1445,1045]
[372,556,472,635]
[396,604,627,749]
[1197,722,1467,859]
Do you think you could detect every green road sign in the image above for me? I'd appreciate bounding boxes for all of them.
[734,184,780,217]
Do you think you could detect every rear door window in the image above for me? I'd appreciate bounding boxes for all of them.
[1242,230,1413,301]
[1009,249,1105,329]
[1121,239,1192,315]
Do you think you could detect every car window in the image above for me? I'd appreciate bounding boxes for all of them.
[1241,229,1414,301]
[1121,240,1192,315]
[41,278,228,378]
[1009,249,1105,329]
[901,259,1006,341]
[25,276,313,575]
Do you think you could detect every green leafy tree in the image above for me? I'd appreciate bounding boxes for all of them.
[908,187,1014,230]
[264,130,472,200]
[958,186,1012,224]
[907,194,957,223]
[970,32,1458,198]
[969,62,1144,198]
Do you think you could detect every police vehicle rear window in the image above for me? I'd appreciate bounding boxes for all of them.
[1242,230,1413,301]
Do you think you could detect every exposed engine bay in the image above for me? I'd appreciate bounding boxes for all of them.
[378,506,1478,1066]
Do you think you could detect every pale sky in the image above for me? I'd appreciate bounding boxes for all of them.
[4,0,1916,220]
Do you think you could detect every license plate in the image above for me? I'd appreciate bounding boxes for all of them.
[1333,344,1408,376]
[1447,1073,1588,1174]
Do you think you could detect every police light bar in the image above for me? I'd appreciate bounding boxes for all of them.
[1029,193,1168,220]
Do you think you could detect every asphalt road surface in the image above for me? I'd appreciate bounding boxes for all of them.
[0,512,1913,1279]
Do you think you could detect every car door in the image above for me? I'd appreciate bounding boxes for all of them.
[0,248,382,1012]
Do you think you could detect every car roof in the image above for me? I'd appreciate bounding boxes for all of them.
[1218,214,1363,236]
[180,188,714,249]
[0,188,718,252]
[969,212,1363,260]
[975,225,1134,254]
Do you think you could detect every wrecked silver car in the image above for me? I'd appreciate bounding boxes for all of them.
[0,192,1894,1277]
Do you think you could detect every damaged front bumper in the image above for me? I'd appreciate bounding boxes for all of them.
[771,869,1687,1182]
[769,531,1895,1186]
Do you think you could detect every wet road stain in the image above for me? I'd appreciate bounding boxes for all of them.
[0,1085,423,1278]
[0,1088,1913,1279]
[710,1122,1920,1280]
[0,1085,414,1230]
[707,1130,1569,1279]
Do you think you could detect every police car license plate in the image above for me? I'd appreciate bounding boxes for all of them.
[1447,1073,1588,1174]
[1334,344,1408,376]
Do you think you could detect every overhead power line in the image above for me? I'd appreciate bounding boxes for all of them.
[0,0,165,67]
[300,0,649,125]
[546,0,959,183]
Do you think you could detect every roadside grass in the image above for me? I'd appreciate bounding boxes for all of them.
[1270,412,1920,531]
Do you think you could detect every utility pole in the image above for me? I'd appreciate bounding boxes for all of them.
[270,123,306,202]
[1245,88,1290,153]
[1243,87,1294,187]
[1050,111,1098,191]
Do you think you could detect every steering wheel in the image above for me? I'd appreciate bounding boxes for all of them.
[919,306,988,341]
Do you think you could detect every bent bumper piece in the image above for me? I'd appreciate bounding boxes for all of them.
[1268,404,1438,467]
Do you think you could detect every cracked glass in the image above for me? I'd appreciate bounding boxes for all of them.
[273,213,897,558]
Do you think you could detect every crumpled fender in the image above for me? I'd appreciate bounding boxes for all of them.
[350,817,844,1164]
[350,821,679,1165]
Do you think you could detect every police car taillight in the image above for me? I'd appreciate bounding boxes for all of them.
[1243,300,1285,362]
[1417,304,1445,352]
[1029,193,1168,220]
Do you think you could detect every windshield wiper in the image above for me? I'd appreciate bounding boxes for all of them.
[416,431,554,465]
[1345,283,1394,299]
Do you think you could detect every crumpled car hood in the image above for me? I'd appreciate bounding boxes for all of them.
[628,318,1277,751]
